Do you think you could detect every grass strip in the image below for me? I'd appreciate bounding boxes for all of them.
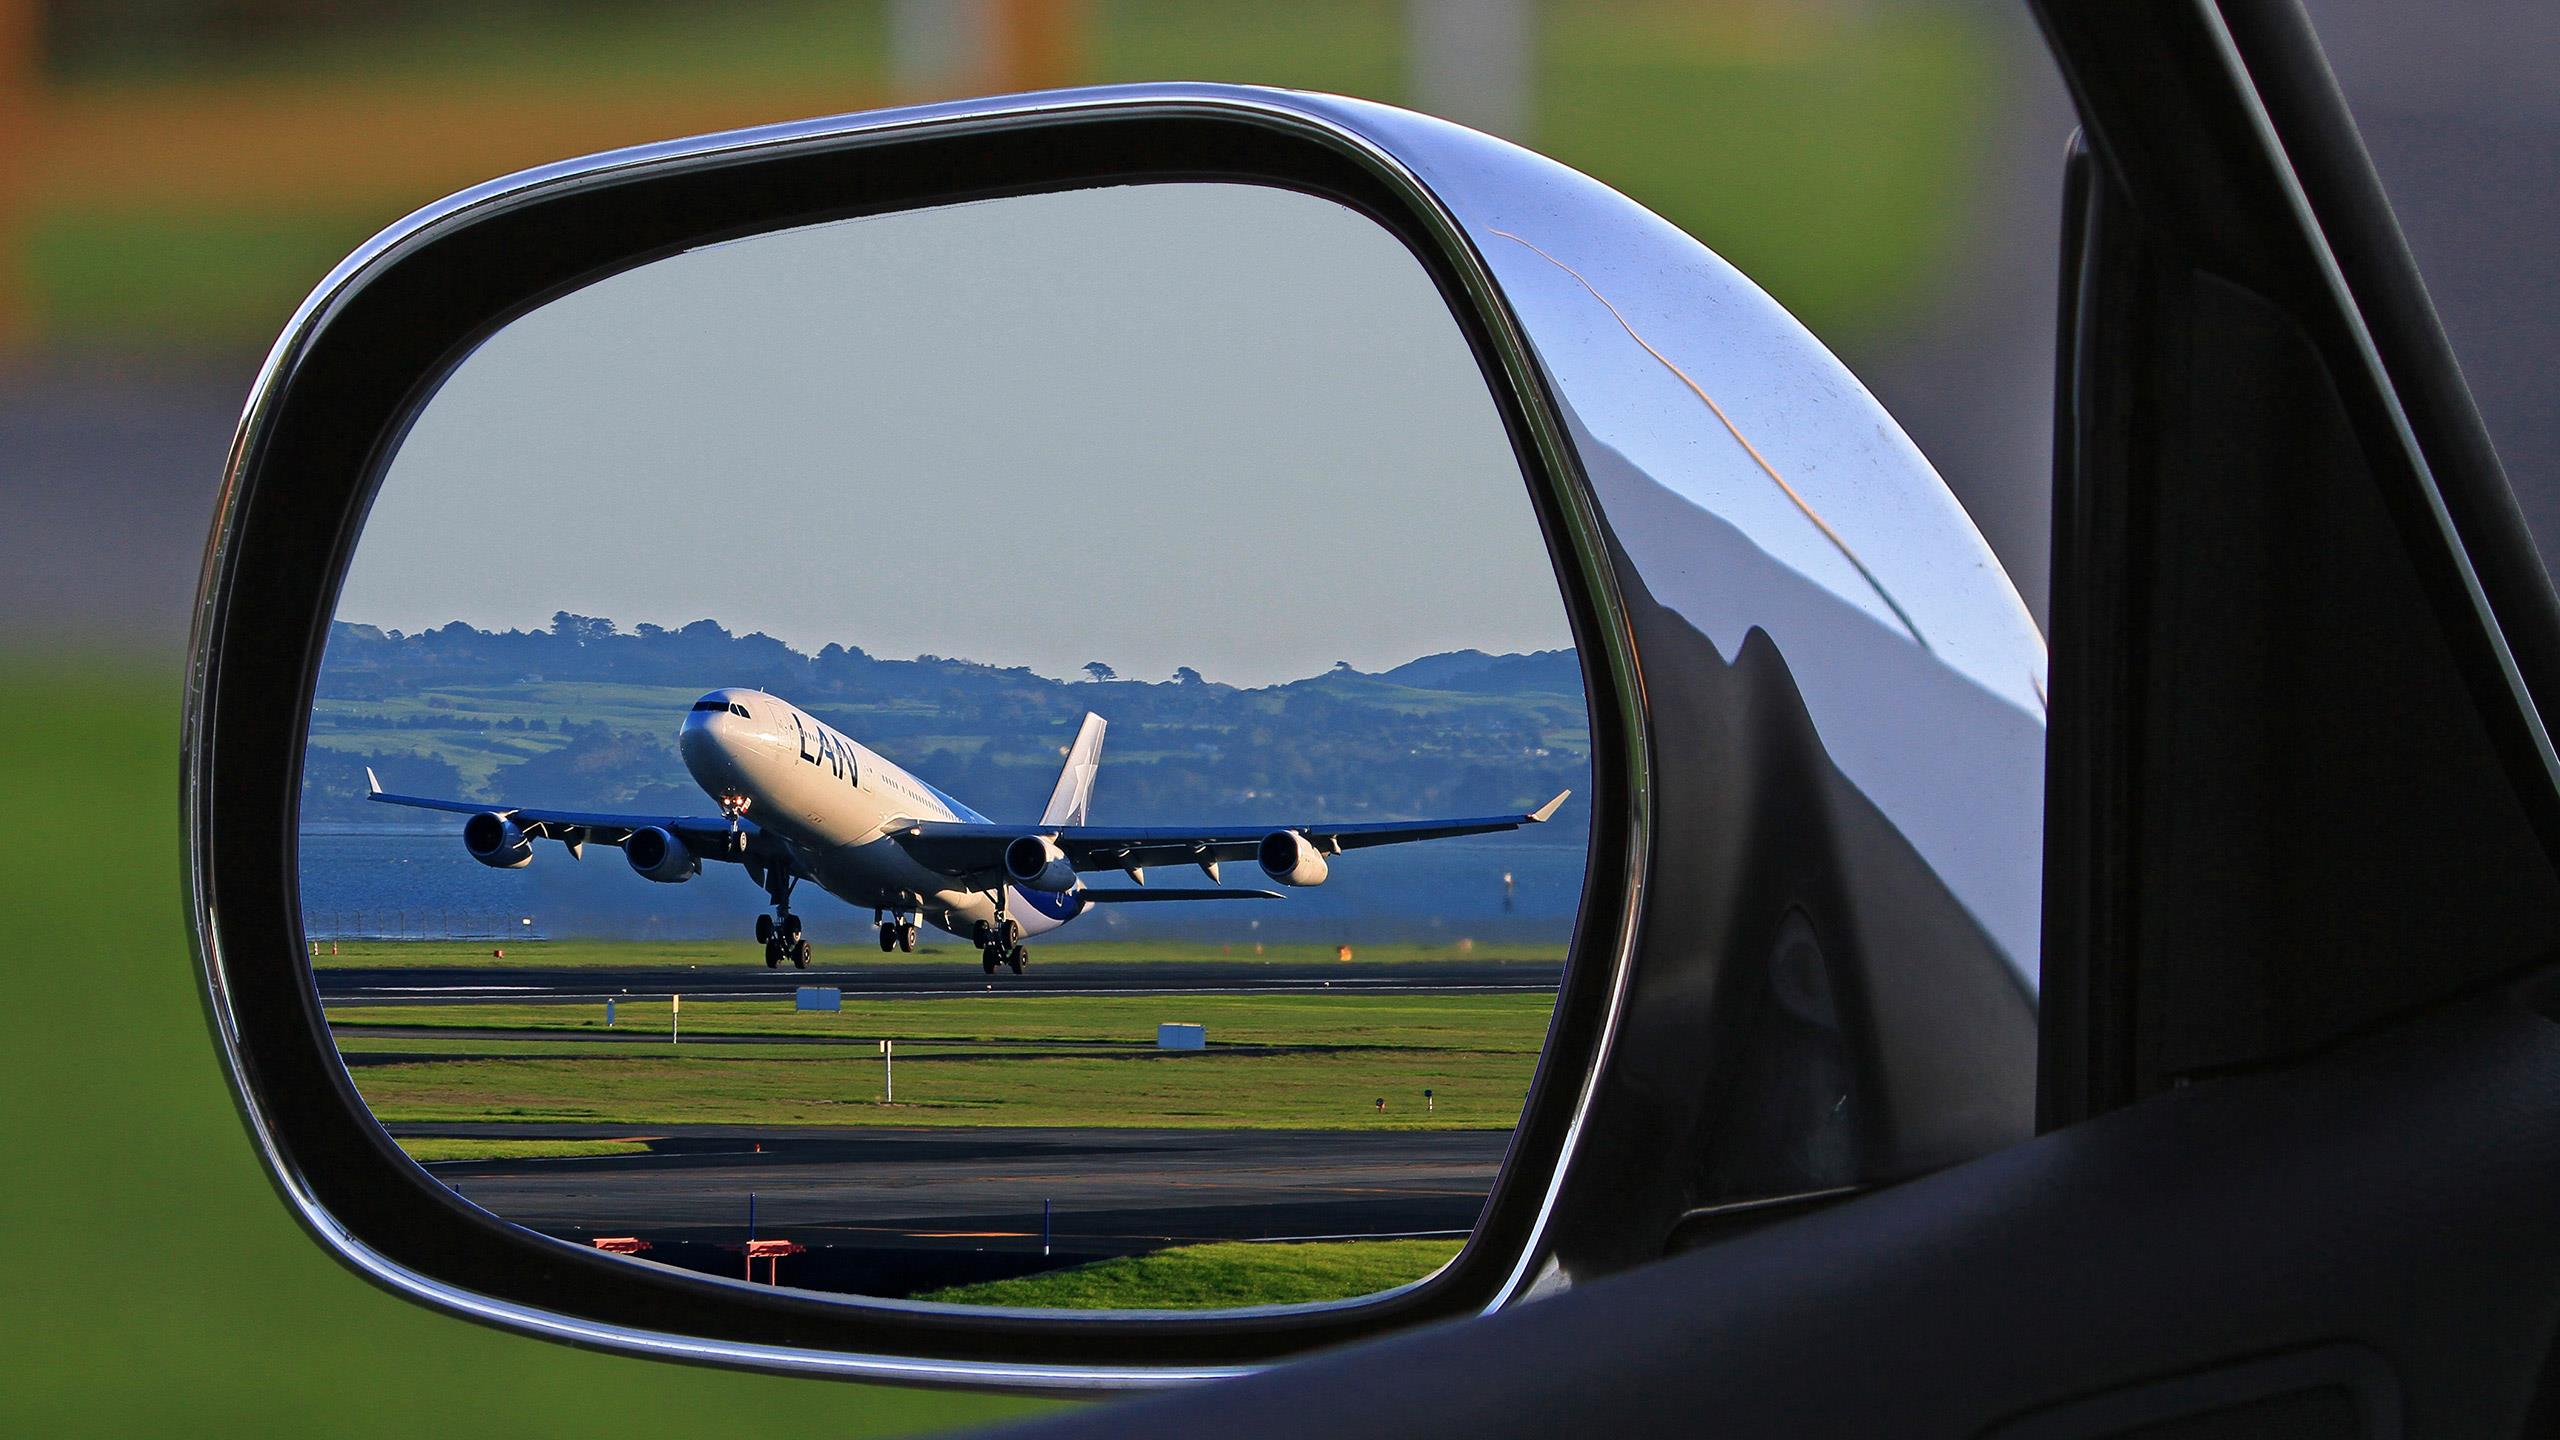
[395,1137,652,1163]
[327,991,1556,1053]
[915,1238,1464,1309]
[350,1047,1533,1131]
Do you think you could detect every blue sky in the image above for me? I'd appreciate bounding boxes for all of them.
[338,182,1573,686]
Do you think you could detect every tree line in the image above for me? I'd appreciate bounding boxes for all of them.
[304,616,1590,832]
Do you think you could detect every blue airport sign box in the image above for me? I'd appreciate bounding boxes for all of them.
[796,987,842,1012]
[1157,1022,1206,1050]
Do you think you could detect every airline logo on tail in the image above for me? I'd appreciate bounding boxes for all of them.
[1042,713,1107,827]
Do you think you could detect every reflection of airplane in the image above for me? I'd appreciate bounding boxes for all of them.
[366,688,1569,973]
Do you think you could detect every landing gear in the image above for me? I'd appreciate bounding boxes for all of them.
[753,865,807,967]
[874,908,921,955]
[974,910,1026,975]
[760,913,807,965]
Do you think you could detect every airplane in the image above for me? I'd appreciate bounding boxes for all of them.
[364,687,1570,973]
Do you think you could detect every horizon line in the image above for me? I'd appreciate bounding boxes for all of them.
[328,617,1578,690]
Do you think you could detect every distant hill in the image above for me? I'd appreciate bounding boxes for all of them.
[304,617,1591,834]
[1375,648,1584,695]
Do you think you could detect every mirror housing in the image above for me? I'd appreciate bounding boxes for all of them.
[187,83,2041,1388]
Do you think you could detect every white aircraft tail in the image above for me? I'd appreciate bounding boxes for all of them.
[1040,712,1107,826]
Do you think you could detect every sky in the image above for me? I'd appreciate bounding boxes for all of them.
[338,182,1574,687]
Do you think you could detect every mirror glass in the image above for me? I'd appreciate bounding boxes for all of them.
[301,182,1591,1309]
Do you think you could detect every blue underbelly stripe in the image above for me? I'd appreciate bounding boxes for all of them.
[1011,885,1083,922]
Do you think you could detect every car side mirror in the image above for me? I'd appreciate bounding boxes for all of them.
[187,83,2044,1389]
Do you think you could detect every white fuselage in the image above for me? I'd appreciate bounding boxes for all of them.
[676,688,1083,939]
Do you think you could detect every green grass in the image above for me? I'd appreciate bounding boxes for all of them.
[309,935,1566,970]
[396,1137,653,1163]
[917,1239,1466,1310]
[331,990,1547,1130]
[0,655,1042,1435]
[331,990,1555,1051]
[346,1046,1533,1131]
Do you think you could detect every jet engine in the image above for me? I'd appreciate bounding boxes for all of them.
[462,812,532,869]
[1004,834,1078,892]
[1257,830,1330,887]
[624,826,699,883]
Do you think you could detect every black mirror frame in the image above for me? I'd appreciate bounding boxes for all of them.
[184,92,1652,1388]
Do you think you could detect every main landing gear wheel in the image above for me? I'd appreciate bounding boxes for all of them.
[879,925,897,953]
[755,914,775,945]
[1007,948,1026,975]
[763,936,783,968]
[899,922,917,953]
[981,951,999,976]
[791,935,811,969]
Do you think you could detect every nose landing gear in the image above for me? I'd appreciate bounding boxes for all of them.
[717,793,752,859]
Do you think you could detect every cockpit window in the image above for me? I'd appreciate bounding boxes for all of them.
[729,704,751,718]
[690,699,727,713]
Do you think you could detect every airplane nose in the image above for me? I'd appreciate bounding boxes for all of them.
[680,706,736,784]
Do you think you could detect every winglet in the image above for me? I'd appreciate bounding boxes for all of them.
[1528,790,1570,824]
[365,766,383,796]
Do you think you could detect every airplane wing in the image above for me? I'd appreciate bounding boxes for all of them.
[1077,887,1284,903]
[363,768,773,864]
[884,791,1570,885]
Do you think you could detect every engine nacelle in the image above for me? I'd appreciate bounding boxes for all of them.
[1004,834,1078,892]
[624,826,699,883]
[1258,830,1331,887]
[462,812,532,869]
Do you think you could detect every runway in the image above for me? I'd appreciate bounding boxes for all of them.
[332,956,1546,1295]
[319,957,1563,1004]
[401,1122,1508,1297]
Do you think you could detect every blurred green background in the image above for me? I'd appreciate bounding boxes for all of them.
[8,2,2549,1434]
[0,1,2063,1434]
[14,0,1999,352]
